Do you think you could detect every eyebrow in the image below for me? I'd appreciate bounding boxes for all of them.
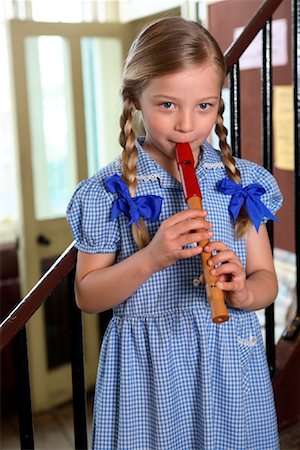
[152,95,177,100]
[152,94,220,101]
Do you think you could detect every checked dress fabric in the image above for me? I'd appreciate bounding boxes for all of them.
[67,140,283,450]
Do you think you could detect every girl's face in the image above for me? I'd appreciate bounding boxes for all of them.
[137,63,221,175]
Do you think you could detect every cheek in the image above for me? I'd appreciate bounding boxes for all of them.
[144,117,166,134]
[202,114,218,131]
[141,110,153,126]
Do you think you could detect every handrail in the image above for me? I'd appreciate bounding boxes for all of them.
[0,243,77,351]
[224,0,283,69]
[0,0,285,353]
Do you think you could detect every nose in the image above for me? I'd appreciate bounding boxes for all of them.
[174,109,194,133]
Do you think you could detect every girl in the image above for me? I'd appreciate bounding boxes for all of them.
[67,17,283,450]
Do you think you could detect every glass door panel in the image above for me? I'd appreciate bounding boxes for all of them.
[81,37,122,176]
[25,36,77,220]
[10,17,166,412]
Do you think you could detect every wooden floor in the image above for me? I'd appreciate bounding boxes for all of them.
[1,395,94,450]
[1,395,300,449]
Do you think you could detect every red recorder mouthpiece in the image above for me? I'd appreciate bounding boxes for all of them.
[175,143,202,201]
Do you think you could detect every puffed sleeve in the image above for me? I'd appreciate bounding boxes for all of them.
[66,176,120,254]
[251,163,283,222]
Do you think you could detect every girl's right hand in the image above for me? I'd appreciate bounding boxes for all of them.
[144,209,213,272]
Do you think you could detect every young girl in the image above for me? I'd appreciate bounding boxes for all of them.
[67,16,283,449]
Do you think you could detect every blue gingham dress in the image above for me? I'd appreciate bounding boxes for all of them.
[67,140,283,450]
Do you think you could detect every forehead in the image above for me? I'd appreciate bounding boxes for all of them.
[142,64,222,97]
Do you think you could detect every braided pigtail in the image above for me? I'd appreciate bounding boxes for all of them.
[215,98,251,238]
[118,17,246,241]
[119,98,150,249]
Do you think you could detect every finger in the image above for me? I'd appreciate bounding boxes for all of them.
[211,263,244,278]
[168,208,208,226]
[173,218,213,236]
[207,250,243,268]
[178,230,213,247]
[203,241,228,253]
[175,245,203,260]
[216,279,243,292]
[160,214,211,240]
[217,274,228,282]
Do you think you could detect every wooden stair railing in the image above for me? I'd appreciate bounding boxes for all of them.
[0,242,77,351]
[224,0,283,67]
[1,0,299,447]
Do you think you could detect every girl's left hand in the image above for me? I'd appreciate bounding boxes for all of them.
[202,241,251,310]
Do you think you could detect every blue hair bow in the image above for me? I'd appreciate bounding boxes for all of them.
[106,174,163,227]
[216,178,278,232]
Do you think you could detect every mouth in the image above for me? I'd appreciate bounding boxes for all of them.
[169,140,193,147]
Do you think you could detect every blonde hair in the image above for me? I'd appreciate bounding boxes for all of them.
[119,16,249,248]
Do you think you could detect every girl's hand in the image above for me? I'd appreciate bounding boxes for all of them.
[144,209,213,272]
[203,241,251,310]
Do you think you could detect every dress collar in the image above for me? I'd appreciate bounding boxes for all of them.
[196,141,225,180]
[134,138,224,189]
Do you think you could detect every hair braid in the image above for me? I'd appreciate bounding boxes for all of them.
[215,98,251,237]
[119,98,138,196]
[119,98,150,248]
[117,17,251,244]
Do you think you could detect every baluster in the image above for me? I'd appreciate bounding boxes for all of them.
[229,62,241,158]
[261,18,276,377]
[292,0,300,317]
[14,327,35,449]
[68,268,88,450]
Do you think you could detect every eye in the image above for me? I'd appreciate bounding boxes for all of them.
[199,103,210,110]
[162,102,175,109]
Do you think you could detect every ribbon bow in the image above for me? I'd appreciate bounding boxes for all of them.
[216,178,278,232]
[106,174,163,227]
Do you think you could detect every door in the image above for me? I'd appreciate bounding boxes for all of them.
[9,19,134,412]
[8,9,183,412]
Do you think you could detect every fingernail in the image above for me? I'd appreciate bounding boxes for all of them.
[216,281,223,289]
